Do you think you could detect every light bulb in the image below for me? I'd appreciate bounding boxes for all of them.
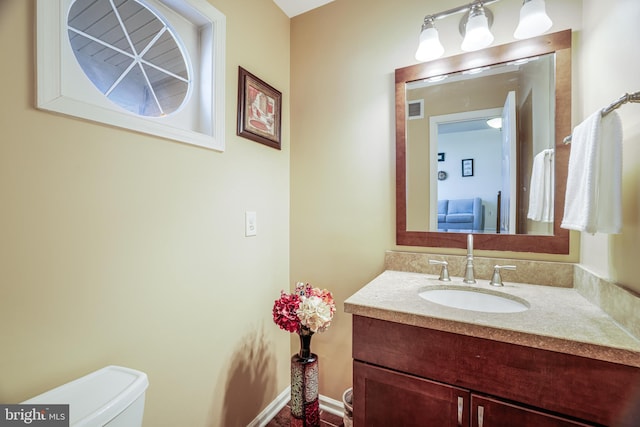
[514,0,552,39]
[415,19,444,62]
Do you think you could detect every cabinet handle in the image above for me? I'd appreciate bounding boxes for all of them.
[457,396,464,426]
[477,405,484,427]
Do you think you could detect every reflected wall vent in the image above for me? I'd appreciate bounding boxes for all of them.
[407,99,424,120]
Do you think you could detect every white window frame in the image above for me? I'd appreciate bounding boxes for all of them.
[37,0,226,152]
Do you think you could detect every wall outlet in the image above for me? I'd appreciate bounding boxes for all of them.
[245,211,257,236]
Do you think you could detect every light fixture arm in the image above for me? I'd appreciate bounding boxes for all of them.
[420,16,436,32]
[421,0,501,24]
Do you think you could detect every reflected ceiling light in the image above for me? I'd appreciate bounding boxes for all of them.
[414,0,554,63]
[514,0,552,39]
[461,4,494,52]
[506,56,539,66]
[415,17,445,62]
[462,66,490,75]
[487,117,503,128]
[427,74,448,83]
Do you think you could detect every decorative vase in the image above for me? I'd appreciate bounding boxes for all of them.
[290,328,319,427]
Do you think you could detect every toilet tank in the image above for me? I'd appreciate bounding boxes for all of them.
[23,365,149,427]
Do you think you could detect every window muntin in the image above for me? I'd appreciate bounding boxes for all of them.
[67,0,191,117]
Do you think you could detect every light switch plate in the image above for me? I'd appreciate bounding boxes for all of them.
[245,211,257,236]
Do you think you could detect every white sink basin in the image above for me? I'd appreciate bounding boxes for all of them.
[419,287,529,313]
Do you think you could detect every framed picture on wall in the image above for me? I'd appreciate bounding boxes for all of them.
[462,158,474,177]
[237,67,282,150]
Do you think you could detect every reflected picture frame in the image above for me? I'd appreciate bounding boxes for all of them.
[462,158,474,177]
[237,67,282,150]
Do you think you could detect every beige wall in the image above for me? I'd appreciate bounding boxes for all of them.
[2,0,638,423]
[290,0,584,401]
[579,0,640,295]
[0,1,291,426]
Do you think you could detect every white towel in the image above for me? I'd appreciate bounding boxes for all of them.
[527,149,554,222]
[561,110,623,234]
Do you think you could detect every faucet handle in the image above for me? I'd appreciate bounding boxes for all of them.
[489,265,516,287]
[429,259,451,281]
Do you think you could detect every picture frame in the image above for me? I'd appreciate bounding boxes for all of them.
[437,152,445,162]
[237,67,282,150]
[462,158,474,177]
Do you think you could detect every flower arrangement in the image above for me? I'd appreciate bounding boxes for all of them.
[273,282,336,335]
[275,283,335,426]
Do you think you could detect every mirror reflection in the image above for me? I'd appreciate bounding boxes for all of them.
[405,53,555,235]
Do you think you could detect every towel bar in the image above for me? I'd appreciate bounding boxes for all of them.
[563,91,639,144]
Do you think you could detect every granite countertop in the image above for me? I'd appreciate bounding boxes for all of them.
[344,270,640,368]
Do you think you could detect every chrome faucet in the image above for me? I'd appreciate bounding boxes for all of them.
[463,234,476,284]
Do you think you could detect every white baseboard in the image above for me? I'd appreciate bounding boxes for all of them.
[250,387,346,427]
[248,386,290,427]
[320,394,345,417]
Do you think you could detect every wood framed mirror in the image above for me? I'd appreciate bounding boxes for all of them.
[396,30,571,253]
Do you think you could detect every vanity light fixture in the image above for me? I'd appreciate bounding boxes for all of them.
[414,0,553,62]
[514,0,553,39]
[460,4,494,51]
[415,17,445,62]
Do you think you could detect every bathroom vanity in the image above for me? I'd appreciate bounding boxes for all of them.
[344,270,640,426]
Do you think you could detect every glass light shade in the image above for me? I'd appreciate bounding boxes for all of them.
[415,26,445,62]
[514,0,552,39]
[461,12,494,52]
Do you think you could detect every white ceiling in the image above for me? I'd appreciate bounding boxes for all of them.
[272,0,334,18]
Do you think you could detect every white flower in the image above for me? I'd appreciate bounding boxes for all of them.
[297,295,333,333]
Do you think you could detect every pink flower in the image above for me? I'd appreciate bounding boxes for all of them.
[272,291,300,333]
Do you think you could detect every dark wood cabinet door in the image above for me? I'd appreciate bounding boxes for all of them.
[471,395,594,427]
[354,361,470,427]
